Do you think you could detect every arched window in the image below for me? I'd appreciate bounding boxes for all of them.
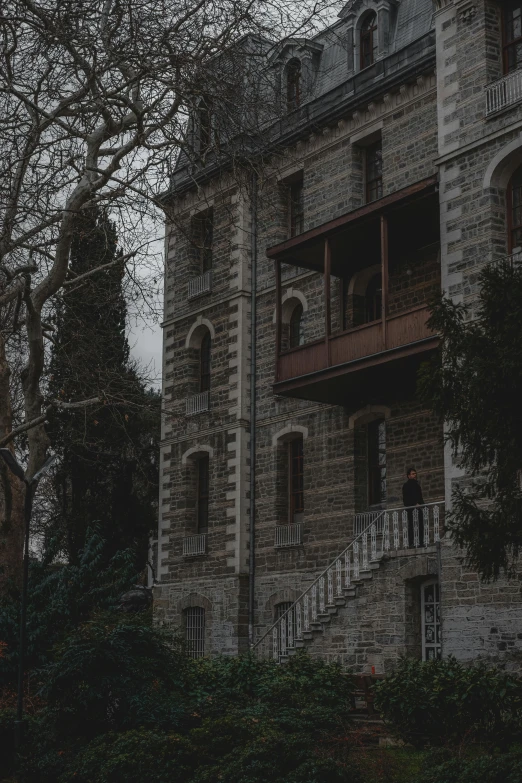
[200,332,211,392]
[286,59,301,112]
[503,1,522,74]
[365,273,382,323]
[508,165,522,251]
[289,304,304,348]
[185,607,205,658]
[289,437,304,522]
[360,13,378,70]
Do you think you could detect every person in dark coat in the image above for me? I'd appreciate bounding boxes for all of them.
[402,467,425,546]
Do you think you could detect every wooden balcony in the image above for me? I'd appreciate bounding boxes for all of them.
[275,304,438,403]
[270,176,440,405]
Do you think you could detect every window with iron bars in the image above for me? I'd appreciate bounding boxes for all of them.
[275,602,297,655]
[185,606,205,659]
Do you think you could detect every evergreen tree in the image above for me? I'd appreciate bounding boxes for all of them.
[48,207,160,569]
[419,260,522,579]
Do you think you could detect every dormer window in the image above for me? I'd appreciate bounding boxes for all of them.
[360,12,377,70]
[286,59,301,111]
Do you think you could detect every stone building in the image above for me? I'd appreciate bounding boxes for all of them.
[154,0,522,671]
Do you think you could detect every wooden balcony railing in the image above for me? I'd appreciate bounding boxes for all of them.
[276,304,435,384]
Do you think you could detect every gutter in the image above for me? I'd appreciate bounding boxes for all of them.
[248,171,258,648]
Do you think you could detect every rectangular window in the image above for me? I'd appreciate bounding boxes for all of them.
[365,141,383,203]
[197,455,209,533]
[503,2,522,73]
[185,607,205,659]
[368,419,386,506]
[289,438,304,521]
[191,209,213,272]
[289,180,304,237]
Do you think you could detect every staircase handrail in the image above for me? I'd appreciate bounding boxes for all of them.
[251,500,445,651]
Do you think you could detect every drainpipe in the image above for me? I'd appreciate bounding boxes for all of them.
[248,171,258,648]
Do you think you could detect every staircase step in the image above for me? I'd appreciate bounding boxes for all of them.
[369,561,381,570]
[302,630,313,640]
[325,605,338,615]
[334,597,346,606]
[310,622,324,632]
[316,613,332,623]
[343,586,357,597]
[295,639,306,648]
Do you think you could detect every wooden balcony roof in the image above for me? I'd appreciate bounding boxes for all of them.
[267,175,439,274]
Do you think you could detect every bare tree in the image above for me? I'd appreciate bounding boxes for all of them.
[0,0,340,582]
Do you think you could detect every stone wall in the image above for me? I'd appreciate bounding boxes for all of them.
[155,0,522,667]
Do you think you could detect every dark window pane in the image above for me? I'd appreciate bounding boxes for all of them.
[197,455,209,533]
[365,141,383,203]
[504,3,522,72]
[287,60,301,111]
[289,181,304,237]
[368,418,386,506]
[289,438,304,519]
[509,166,522,250]
[365,273,382,323]
[360,13,377,70]
[200,333,211,392]
[191,210,213,272]
[289,304,303,348]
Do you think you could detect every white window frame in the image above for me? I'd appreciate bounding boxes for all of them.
[421,579,441,661]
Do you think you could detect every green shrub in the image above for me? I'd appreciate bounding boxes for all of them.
[12,648,360,783]
[413,748,522,783]
[374,657,522,748]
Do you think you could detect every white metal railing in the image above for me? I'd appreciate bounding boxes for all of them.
[275,523,303,548]
[486,68,522,116]
[253,501,445,661]
[354,510,382,536]
[185,390,210,416]
[188,270,212,299]
[182,534,207,556]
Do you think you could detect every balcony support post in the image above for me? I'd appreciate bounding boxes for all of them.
[275,259,282,377]
[324,238,331,366]
[380,214,389,349]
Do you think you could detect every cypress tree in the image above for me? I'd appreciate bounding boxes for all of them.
[48,207,159,569]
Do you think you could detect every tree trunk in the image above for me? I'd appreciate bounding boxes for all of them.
[0,333,25,593]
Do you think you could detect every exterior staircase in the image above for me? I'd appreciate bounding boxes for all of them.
[253,502,444,664]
